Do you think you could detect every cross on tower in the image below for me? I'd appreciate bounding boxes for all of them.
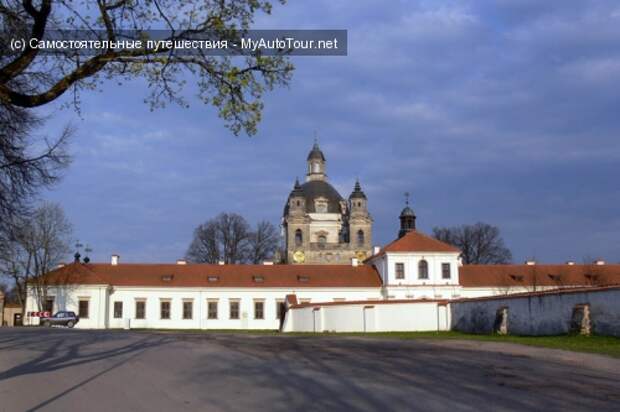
[404,192,410,206]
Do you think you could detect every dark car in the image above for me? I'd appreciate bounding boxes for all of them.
[40,311,80,328]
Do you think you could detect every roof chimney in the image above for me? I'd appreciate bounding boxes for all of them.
[111,254,119,266]
[262,261,274,265]
[351,257,358,267]
[218,260,225,265]
[594,259,606,265]
[176,259,187,265]
[566,260,576,265]
[372,246,381,256]
[525,260,536,265]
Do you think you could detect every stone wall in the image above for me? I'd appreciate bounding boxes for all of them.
[450,286,620,337]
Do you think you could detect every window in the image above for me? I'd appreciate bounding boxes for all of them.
[253,275,264,283]
[395,263,405,279]
[357,230,365,246]
[207,275,219,282]
[113,302,123,318]
[135,301,146,319]
[442,263,451,279]
[276,300,285,319]
[43,297,54,313]
[295,229,303,246]
[229,301,240,319]
[208,301,218,319]
[183,301,193,320]
[78,300,89,319]
[418,260,429,279]
[254,301,264,319]
[318,234,327,248]
[160,301,171,319]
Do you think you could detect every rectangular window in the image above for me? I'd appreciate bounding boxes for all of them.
[254,301,264,319]
[208,301,218,319]
[183,301,193,320]
[442,263,451,279]
[229,301,240,319]
[44,297,54,313]
[78,300,89,319]
[135,301,146,319]
[395,263,405,279]
[160,301,171,319]
[276,300,285,319]
[113,301,123,318]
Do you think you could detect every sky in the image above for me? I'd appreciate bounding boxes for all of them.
[39,0,620,264]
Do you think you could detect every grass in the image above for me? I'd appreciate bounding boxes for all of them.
[128,328,620,358]
[343,331,620,358]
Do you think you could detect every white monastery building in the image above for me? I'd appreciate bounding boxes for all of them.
[25,144,620,331]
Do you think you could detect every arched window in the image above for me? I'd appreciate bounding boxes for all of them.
[295,229,303,246]
[418,260,429,279]
[318,234,327,248]
[357,230,365,246]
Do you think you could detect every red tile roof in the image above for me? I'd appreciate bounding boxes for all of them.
[368,230,460,259]
[459,264,620,287]
[42,263,382,288]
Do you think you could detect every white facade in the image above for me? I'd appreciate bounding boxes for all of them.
[282,301,450,333]
[370,251,462,300]
[25,284,381,330]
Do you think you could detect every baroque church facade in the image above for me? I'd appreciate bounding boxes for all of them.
[282,142,373,264]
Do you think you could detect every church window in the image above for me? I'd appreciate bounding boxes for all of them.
[315,199,328,213]
[296,200,300,207]
[395,263,405,279]
[318,235,327,248]
[442,263,451,279]
[357,230,365,246]
[418,260,429,279]
[295,229,303,246]
[312,162,320,173]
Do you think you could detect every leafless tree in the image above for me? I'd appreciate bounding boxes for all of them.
[186,213,250,264]
[433,222,512,264]
[0,104,71,243]
[186,213,278,264]
[247,220,278,264]
[0,0,293,135]
[0,202,72,312]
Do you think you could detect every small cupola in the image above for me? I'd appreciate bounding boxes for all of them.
[349,179,367,200]
[306,140,326,182]
[398,192,416,238]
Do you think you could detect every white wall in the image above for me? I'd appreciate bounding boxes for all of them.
[283,301,449,332]
[451,287,620,336]
[27,285,381,329]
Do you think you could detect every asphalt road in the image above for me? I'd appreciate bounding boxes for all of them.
[0,328,619,412]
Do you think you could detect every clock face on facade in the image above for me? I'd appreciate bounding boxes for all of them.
[356,250,367,260]
[293,250,305,263]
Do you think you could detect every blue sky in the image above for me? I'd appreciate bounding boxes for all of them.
[40,0,620,264]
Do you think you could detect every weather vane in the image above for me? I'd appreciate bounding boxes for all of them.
[313,130,318,144]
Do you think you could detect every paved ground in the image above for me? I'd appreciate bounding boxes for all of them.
[1,329,619,412]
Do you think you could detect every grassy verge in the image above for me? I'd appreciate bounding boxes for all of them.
[328,331,620,358]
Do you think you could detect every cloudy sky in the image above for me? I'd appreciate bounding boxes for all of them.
[41,0,620,264]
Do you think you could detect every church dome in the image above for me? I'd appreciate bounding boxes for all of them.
[300,180,344,213]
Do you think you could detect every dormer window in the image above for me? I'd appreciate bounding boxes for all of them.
[297,275,310,282]
[315,198,328,213]
[161,275,174,282]
[207,275,219,282]
[509,274,524,281]
[253,275,264,283]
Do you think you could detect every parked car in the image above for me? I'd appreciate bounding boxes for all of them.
[40,311,80,328]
